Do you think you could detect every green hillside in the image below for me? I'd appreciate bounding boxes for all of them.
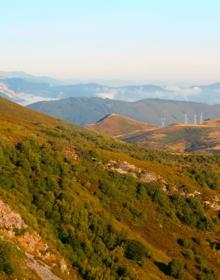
[1,98,220,279]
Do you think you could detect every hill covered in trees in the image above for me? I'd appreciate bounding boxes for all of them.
[28,97,220,126]
[0,97,220,279]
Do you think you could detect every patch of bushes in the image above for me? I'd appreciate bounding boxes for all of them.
[167,259,185,279]
[124,239,150,263]
[178,238,191,248]
[0,239,22,276]
[171,195,214,230]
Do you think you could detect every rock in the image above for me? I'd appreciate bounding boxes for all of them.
[0,199,27,230]
[60,259,69,274]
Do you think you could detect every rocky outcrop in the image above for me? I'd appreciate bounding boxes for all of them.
[0,199,27,230]
[106,160,167,186]
[26,253,63,280]
[204,196,220,211]
[0,198,71,279]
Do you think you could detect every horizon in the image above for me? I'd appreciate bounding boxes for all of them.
[1,1,220,83]
[1,70,220,87]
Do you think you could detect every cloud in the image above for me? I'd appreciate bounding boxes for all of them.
[0,82,57,105]
[164,86,202,97]
[17,93,58,105]
[97,90,117,99]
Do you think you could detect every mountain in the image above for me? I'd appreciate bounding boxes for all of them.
[0,77,58,105]
[124,118,220,153]
[1,97,220,279]
[2,71,220,105]
[0,72,62,105]
[0,71,37,79]
[0,71,62,85]
[29,97,220,126]
[85,113,157,138]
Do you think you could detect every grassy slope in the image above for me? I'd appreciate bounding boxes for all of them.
[123,120,220,153]
[85,113,157,138]
[1,98,220,279]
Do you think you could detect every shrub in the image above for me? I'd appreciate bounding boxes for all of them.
[178,238,191,248]
[182,249,194,260]
[0,242,14,275]
[124,240,147,262]
[168,259,185,279]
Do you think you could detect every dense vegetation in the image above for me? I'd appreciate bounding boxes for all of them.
[1,98,220,279]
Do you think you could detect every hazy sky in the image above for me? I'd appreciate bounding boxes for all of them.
[1,0,220,83]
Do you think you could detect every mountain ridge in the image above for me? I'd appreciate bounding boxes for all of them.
[85,113,157,138]
[29,97,220,126]
[2,71,220,105]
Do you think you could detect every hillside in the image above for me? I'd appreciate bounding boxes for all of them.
[84,113,220,153]
[1,97,220,279]
[85,113,157,138]
[28,97,220,126]
[123,119,220,153]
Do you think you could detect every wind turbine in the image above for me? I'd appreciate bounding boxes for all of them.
[199,113,203,124]
[184,113,188,125]
[194,114,197,125]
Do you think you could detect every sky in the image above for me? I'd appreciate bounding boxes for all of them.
[1,0,220,83]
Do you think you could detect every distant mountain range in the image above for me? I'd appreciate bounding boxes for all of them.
[28,97,220,126]
[1,71,220,105]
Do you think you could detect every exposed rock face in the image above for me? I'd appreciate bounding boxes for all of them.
[26,253,63,280]
[140,172,160,183]
[0,198,71,279]
[106,160,167,186]
[0,199,27,230]
[63,143,79,161]
[177,187,201,198]
[204,196,220,211]
[60,258,69,274]
[18,232,49,257]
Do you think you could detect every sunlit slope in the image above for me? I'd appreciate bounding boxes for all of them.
[0,98,220,279]
[124,119,220,153]
[85,113,158,138]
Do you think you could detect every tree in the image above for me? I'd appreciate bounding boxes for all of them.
[124,240,146,262]
[168,259,185,279]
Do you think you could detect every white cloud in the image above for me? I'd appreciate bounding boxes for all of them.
[97,90,117,99]
[164,86,202,97]
[17,93,57,105]
[0,82,57,105]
